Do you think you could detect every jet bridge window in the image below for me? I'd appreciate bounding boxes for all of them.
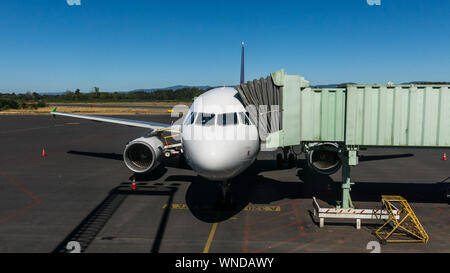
[217,113,238,126]
[196,113,216,126]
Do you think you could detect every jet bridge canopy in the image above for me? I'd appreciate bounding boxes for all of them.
[236,69,309,146]
[235,74,282,138]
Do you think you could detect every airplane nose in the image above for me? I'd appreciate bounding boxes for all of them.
[183,139,252,181]
[187,140,240,170]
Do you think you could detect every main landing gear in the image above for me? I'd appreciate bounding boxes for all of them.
[276,147,297,169]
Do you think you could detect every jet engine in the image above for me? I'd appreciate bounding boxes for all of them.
[307,143,342,175]
[123,136,164,173]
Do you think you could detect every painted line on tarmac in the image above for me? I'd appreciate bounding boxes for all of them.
[203,223,218,253]
[162,203,188,209]
[245,205,280,212]
[0,170,42,223]
[162,203,281,212]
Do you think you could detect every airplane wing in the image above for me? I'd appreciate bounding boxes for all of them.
[50,107,180,132]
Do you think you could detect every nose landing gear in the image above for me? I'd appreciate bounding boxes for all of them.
[217,180,233,206]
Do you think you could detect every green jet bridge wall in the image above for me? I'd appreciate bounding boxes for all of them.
[238,69,450,210]
[263,70,450,149]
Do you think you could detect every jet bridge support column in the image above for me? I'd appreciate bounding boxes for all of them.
[340,158,353,209]
[338,147,358,209]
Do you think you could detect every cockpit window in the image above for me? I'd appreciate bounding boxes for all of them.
[217,113,238,126]
[239,112,251,125]
[184,112,197,125]
[195,113,216,126]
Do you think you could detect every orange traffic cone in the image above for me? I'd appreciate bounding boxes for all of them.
[42,148,47,157]
[132,177,136,190]
[443,153,447,161]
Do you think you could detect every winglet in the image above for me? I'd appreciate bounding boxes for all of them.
[51,107,57,113]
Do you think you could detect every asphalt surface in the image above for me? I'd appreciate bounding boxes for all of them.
[0,115,449,253]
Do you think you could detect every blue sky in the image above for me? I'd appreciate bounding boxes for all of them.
[0,0,449,93]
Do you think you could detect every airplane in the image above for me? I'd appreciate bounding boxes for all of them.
[50,42,337,204]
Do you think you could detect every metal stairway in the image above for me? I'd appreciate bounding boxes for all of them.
[375,195,429,243]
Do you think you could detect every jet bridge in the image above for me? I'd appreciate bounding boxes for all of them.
[236,69,450,208]
[236,69,309,148]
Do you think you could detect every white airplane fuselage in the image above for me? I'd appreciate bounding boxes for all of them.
[181,87,260,181]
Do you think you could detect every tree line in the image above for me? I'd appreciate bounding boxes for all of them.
[0,91,46,111]
[0,87,208,111]
[45,87,208,102]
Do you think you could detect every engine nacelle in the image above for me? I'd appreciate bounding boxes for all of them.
[307,143,342,175]
[123,136,164,173]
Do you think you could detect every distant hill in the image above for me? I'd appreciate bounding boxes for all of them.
[128,85,212,93]
[39,91,66,95]
[401,81,450,85]
[310,83,357,88]
[38,85,212,95]
[311,81,450,88]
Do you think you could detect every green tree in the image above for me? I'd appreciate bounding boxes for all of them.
[92,87,100,99]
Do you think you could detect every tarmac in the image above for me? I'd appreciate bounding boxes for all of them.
[0,114,449,253]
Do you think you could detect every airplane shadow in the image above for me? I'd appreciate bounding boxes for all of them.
[67,150,448,224]
[167,158,449,223]
[167,165,336,223]
[358,153,414,162]
[129,165,168,182]
[68,150,123,161]
[53,150,448,253]
[67,150,191,182]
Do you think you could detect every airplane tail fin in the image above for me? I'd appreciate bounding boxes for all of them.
[240,42,245,84]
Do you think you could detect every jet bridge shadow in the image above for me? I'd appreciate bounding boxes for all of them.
[52,182,179,253]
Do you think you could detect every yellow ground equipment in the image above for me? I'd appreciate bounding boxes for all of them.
[375,195,429,243]
[163,134,180,146]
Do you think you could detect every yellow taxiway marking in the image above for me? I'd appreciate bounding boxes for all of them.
[203,223,218,253]
[244,205,280,212]
[160,203,280,253]
[162,203,188,209]
[162,203,280,212]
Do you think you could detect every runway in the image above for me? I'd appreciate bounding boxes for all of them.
[0,115,449,253]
